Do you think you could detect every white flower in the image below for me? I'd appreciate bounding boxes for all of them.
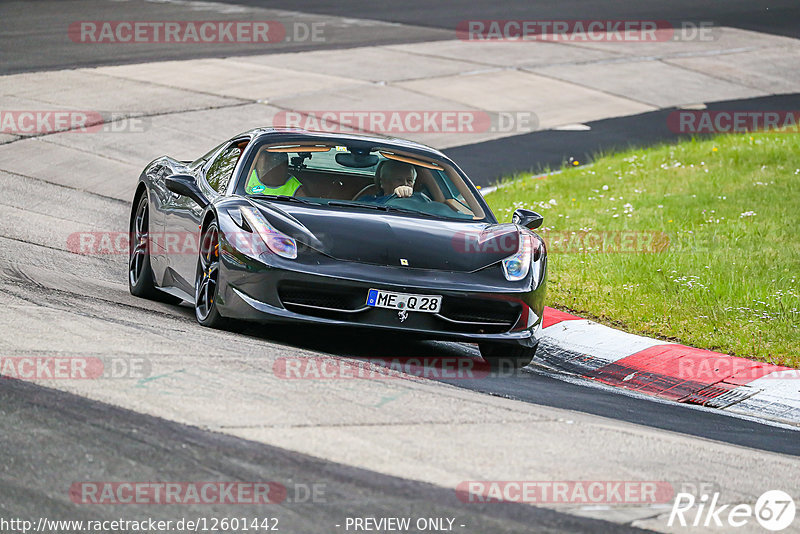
[740,211,757,218]
[602,185,609,191]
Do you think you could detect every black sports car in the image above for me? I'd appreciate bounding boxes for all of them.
[129,129,547,368]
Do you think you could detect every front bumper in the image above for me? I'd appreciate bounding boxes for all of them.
[215,233,546,347]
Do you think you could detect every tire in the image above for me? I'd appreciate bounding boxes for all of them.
[128,192,180,304]
[478,341,538,372]
[195,220,228,329]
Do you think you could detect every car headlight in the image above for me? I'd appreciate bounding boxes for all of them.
[501,233,531,281]
[501,233,544,282]
[240,206,298,259]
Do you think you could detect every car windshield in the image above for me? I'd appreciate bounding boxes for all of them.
[234,143,487,221]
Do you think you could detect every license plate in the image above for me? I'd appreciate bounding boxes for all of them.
[366,289,442,313]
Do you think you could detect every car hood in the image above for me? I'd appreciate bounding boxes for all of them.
[252,201,520,272]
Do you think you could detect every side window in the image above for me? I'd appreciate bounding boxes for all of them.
[205,144,242,193]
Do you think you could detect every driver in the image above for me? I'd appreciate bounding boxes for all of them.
[245,151,306,196]
[362,160,428,203]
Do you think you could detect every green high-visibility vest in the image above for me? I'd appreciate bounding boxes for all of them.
[245,169,302,196]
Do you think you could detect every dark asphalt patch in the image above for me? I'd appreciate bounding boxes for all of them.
[445,93,800,187]
[0,378,645,533]
[4,0,798,74]
[216,0,800,40]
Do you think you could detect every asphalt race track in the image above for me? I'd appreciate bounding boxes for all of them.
[4,0,799,74]
[1,1,799,533]
[0,379,632,534]
[223,0,800,39]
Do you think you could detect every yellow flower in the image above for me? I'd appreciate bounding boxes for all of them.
[476,185,481,190]
[668,219,673,222]
[573,161,579,166]
[712,147,718,152]
[571,198,576,201]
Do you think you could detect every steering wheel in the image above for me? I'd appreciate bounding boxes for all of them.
[386,192,432,204]
[352,184,378,201]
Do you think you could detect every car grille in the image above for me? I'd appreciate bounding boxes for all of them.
[277,282,521,334]
[278,283,368,315]
[436,297,521,333]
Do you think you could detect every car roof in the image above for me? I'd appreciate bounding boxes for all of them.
[242,128,451,162]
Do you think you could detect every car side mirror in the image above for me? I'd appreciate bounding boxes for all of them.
[512,208,544,230]
[165,174,209,208]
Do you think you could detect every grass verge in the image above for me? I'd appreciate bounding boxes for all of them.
[485,131,800,367]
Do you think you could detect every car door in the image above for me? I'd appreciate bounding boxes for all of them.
[147,162,180,283]
[163,140,246,295]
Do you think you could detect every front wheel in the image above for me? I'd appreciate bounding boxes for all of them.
[479,342,538,372]
[128,192,180,303]
[195,221,228,329]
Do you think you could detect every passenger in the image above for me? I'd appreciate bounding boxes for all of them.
[245,151,306,196]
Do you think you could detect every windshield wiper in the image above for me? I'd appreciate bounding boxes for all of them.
[250,194,313,205]
[382,205,437,217]
[328,201,442,219]
[327,201,389,211]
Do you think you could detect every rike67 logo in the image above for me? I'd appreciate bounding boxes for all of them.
[669,490,796,531]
